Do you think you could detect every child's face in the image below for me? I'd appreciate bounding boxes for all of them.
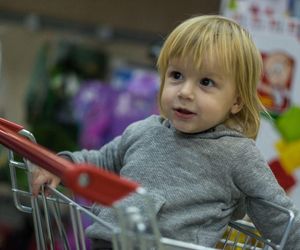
[160,56,241,133]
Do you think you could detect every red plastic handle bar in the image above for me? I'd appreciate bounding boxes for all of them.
[0,123,139,206]
[0,118,24,133]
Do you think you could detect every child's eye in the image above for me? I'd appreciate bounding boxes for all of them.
[170,71,183,80]
[200,78,215,87]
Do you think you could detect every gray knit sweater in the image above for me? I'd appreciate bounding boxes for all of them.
[60,115,300,249]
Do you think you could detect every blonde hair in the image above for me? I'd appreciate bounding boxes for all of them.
[157,15,265,139]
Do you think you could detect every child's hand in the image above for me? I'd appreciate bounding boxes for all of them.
[31,166,61,196]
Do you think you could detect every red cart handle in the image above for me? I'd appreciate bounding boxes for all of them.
[0,119,139,206]
[0,118,24,132]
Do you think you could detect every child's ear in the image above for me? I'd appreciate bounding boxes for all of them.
[230,96,243,114]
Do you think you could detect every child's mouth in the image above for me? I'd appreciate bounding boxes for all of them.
[174,108,196,119]
[177,108,194,114]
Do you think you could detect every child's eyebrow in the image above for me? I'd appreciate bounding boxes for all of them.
[167,63,182,69]
[168,60,179,66]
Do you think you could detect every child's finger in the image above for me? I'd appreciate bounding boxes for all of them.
[47,177,61,192]
[31,173,50,196]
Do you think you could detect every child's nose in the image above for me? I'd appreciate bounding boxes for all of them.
[177,81,195,100]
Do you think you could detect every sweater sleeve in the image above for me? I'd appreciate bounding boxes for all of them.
[58,135,123,173]
[231,140,300,249]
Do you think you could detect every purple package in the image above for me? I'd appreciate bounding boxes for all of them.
[111,69,159,137]
[72,81,117,149]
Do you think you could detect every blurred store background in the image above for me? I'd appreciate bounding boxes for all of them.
[0,0,300,249]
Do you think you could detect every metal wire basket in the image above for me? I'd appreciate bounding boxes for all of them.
[0,118,295,250]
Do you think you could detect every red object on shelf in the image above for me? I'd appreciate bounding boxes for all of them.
[0,118,139,206]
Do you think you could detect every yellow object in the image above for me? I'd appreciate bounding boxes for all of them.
[276,139,300,174]
[217,220,263,249]
[260,95,273,107]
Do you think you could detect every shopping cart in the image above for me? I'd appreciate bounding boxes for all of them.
[0,118,295,250]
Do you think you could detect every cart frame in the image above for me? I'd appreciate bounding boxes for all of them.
[0,118,295,250]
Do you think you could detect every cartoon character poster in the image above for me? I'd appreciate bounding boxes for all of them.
[221,0,300,210]
[258,51,295,115]
[248,33,300,210]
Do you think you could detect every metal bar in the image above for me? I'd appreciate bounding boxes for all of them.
[41,188,55,250]
[75,207,87,250]
[0,123,139,205]
[51,200,71,250]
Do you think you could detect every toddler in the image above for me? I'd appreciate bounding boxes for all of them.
[32,15,300,249]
